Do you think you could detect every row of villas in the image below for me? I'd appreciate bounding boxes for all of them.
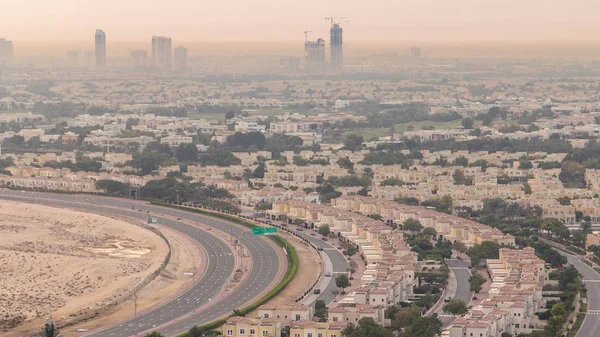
[0,166,161,192]
[448,247,548,337]
[329,196,515,247]
[325,196,547,337]
[223,198,420,336]
[283,195,547,337]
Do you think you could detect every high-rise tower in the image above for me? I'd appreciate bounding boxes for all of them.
[94,30,106,69]
[152,36,172,69]
[0,38,13,66]
[130,50,148,68]
[174,46,188,71]
[305,38,326,72]
[330,23,343,68]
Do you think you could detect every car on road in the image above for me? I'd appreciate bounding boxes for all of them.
[444,296,451,302]
[324,272,331,277]
[313,289,321,294]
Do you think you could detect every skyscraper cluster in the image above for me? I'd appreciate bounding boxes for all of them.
[0,38,14,66]
[83,30,188,71]
[304,17,346,72]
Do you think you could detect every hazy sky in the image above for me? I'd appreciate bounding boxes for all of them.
[2,0,600,42]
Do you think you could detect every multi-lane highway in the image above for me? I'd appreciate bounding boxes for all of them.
[0,190,284,337]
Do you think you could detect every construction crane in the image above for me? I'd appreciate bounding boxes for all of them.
[325,16,348,27]
[303,30,312,42]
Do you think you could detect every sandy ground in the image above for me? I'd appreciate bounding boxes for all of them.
[0,201,169,336]
[60,223,205,337]
[252,233,321,312]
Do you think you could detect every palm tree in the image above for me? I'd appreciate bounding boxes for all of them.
[40,319,59,337]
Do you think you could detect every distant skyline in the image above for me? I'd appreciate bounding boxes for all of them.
[3,0,600,42]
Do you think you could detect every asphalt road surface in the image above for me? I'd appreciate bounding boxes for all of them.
[561,252,600,337]
[0,191,283,337]
[299,234,348,304]
[441,259,473,326]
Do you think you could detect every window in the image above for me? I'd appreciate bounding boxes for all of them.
[330,335,337,337]
[308,334,313,337]
[250,329,256,335]
[262,332,269,337]
[263,313,269,318]
[318,334,323,337]
[285,315,289,319]
[240,329,246,335]
[294,334,300,337]
[332,317,338,322]
[296,314,300,321]
[227,330,233,336]
[516,324,520,329]
[277,315,280,318]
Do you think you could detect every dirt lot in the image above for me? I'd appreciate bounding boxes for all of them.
[0,201,169,336]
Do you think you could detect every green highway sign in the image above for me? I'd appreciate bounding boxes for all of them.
[252,227,278,236]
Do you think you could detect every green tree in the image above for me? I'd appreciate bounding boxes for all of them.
[454,156,469,167]
[314,308,328,322]
[403,218,423,232]
[467,241,500,267]
[443,299,469,316]
[523,182,532,194]
[40,319,59,337]
[453,169,472,185]
[337,157,354,172]
[315,299,326,311]
[188,325,204,337]
[452,241,467,257]
[95,180,126,195]
[341,317,392,337]
[144,332,165,337]
[462,117,474,129]
[175,143,199,162]
[380,177,403,186]
[253,162,266,178]
[254,201,272,211]
[318,224,331,236]
[335,274,350,292]
[391,307,421,330]
[422,227,437,238]
[469,272,486,293]
[404,316,442,337]
[344,134,364,152]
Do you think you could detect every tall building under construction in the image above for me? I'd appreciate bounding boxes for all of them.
[305,38,326,71]
[330,23,343,68]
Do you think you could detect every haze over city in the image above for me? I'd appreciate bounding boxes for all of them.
[4,2,600,337]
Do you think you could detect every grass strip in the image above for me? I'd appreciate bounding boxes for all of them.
[148,202,298,337]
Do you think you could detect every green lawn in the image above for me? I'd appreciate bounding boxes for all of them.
[342,120,480,140]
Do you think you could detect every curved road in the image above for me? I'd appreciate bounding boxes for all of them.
[561,252,600,337]
[267,223,348,305]
[0,191,284,337]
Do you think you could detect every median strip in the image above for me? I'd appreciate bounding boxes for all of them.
[149,202,299,337]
